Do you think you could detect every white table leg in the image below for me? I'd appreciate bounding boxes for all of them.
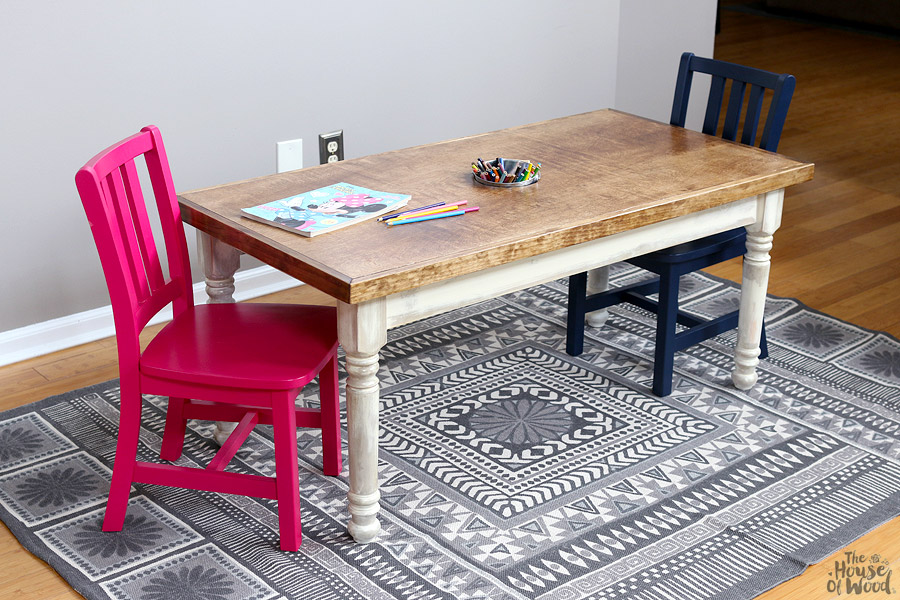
[585,266,610,327]
[337,298,387,543]
[733,190,783,389]
[197,231,242,445]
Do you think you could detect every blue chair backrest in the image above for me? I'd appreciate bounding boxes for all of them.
[670,52,795,152]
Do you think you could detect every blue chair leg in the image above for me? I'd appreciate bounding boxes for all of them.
[759,320,769,360]
[652,269,679,397]
[566,272,588,356]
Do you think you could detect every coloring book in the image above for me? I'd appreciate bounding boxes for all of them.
[241,182,410,237]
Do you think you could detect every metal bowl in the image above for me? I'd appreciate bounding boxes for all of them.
[473,158,540,187]
[473,172,540,187]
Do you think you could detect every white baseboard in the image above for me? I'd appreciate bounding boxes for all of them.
[0,266,301,368]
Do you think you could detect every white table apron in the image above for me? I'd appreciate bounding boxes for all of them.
[198,188,784,543]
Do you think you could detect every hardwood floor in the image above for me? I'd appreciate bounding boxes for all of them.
[709,2,900,339]
[1,7,898,599]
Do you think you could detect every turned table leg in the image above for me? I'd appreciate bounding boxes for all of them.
[197,230,241,305]
[197,231,242,445]
[337,298,387,543]
[585,266,611,327]
[733,190,783,390]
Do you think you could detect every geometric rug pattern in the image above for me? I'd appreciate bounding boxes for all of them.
[1,264,898,600]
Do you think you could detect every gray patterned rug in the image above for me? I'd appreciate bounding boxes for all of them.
[1,264,899,600]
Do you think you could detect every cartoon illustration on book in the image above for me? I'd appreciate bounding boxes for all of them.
[241,183,410,237]
[306,193,388,216]
[272,210,316,231]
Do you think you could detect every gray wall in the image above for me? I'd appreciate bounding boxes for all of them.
[617,1,717,125]
[0,1,714,333]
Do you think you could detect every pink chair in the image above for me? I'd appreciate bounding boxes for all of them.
[75,125,342,551]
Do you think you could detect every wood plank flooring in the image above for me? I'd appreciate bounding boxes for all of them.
[1,6,898,598]
[709,3,900,341]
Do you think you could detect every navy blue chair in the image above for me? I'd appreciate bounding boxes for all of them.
[566,52,796,396]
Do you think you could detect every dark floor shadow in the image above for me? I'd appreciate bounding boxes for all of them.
[723,1,900,41]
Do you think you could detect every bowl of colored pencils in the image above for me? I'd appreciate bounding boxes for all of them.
[472,158,540,187]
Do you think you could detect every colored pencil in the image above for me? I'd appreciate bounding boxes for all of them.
[387,206,479,225]
[385,201,468,222]
[377,201,445,222]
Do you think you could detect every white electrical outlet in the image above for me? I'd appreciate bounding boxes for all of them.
[276,139,303,173]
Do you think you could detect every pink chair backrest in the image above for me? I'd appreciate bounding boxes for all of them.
[75,126,193,364]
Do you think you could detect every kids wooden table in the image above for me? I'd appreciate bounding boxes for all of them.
[178,109,814,543]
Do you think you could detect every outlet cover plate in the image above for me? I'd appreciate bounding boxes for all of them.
[318,130,344,164]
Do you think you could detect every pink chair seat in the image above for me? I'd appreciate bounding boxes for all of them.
[142,303,337,389]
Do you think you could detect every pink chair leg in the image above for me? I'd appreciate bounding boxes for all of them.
[319,354,343,477]
[160,397,187,461]
[103,382,142,531]
[272,392,301,551]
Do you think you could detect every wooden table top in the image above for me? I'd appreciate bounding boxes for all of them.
[178,109,814,304]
